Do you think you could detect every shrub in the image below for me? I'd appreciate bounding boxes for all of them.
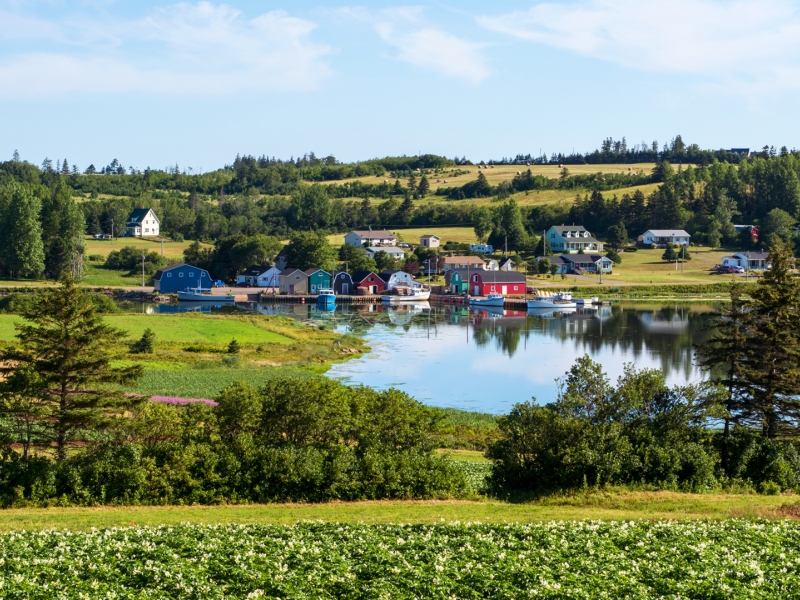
[228,339,240,354]
[130,328,156,354]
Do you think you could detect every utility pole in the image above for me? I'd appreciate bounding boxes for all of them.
[141,251,146,287]
[111,220,114,244]
[161,237,164,256]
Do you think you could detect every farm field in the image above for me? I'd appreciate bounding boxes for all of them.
[311,163,659,188]
[0,519,797,598]
[326,226,478,247]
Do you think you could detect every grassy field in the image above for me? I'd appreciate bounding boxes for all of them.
[83,237,205,260]
[326,226,478,247]
[311,163,658,188]
[0,491,795,531]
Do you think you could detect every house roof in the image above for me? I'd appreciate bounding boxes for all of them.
[443,256,486,265]
[551,225,589,235]
[351,270,380,282]
[333,271,353,280]
[536,255,567,264]
[562,254,611,264]
[644,229,691,237]
[280,268,305,277]
[367,246,405,255]
[127,207,158,224]
[154,263,201,280]
[473,271,526,283]
[499,257,514,267]
[734,251,769,260]
[304,268,330,276]
[349,229,397,240]
[241,265,273,277]
[420,234,440,240]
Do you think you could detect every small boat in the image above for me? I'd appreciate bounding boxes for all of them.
[177,287,235,302]
[575,296,600,306]
[526,290,577,309]
[469,292,505,307]
[382,287,431,303]
[317,288,336,305]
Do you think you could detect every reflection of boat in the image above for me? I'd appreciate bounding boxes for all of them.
[386,302,429,324]
[382,288,431,303]
[469,292,505,307]
[178,287,235,302]
[527,307,576,318]
[526,290,577,309]
[314,303,337,313]
[472,305,505,317]
[317,288,336,305]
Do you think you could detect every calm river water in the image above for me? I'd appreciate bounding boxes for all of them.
[121,300,719,414]
[275,301,718,414]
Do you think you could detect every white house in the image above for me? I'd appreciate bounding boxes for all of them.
[443,256,487,271]
[125,208,160,237]
[236,265,281,287]
[562,254,614,274]
[378,270,418,290]
[419,234,440,248]
[639,229,691,247]
[546,225,604,253]
[722,252,770,270]
[344,230,397,247]
[483,259,499,271]
[366,246,406,261]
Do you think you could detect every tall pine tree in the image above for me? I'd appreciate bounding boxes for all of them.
[3,183,45,278]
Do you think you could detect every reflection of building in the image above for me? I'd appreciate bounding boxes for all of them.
[638,311,689,333]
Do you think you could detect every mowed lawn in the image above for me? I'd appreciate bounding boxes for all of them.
[84,237,208,260]
[0,492,795,531]
[0,314,294,345]
[555,247,743,287]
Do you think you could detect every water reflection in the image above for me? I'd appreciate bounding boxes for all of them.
[117,299,719,413]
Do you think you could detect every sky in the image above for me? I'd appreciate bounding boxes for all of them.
[1,0,799,172]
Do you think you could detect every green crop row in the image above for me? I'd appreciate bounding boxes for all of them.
[0,520,797,598]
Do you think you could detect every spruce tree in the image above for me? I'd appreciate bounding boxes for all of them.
[739,241,800,438]
[418,175,430,197]
[130,328,156,354]
[4,183,45,278]
[0,279,143,459]
[695,283,751,441]
[662,243,678,261]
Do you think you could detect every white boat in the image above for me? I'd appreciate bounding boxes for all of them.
[575,296,600,305]
[317,288,336,305]
[381,287,431,303]
[526,290,577,309]
[177,287,235,303]
[469,292,505,307]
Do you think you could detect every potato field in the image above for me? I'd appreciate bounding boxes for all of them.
[1,520,798,599]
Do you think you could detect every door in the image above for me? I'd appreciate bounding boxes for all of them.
[473,285,480,295]
[311,284,317,293]
[502,286,507,295]
[342,283,349,294]
[289,284,295,294]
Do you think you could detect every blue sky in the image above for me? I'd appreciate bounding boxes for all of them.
[2,0,799,172]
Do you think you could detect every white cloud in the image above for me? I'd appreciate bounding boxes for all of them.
[477,0,800,93]
[339,6,490,84]
[0,2,332,97]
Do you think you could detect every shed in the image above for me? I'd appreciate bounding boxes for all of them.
[154,264,213,293]
[279,268,309,295]
[332,272,354,295]
[419,234,441,248]
[305,268,332,294]
[352,271,385,294]
[468,271,526,296]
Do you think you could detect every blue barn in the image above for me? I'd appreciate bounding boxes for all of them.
[154,264,213,293]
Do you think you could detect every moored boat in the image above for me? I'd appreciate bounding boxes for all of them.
[469,292,505,307]
[526,290,577,309]
[177,287,235,302]
[317,288,336,305]
[575,296,600,306]
[381,287,431,303]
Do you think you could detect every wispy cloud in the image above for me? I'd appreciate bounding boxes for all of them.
[0,2,332,97]
[477,0,800,94]
[341,5,490,84]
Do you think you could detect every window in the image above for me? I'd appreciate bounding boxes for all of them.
[167,273,172,277]
[179,273,184,277]
[189,272,194,277]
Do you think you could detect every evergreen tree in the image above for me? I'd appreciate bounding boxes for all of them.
[605,248,622,265]
[41,182,86,280]
[534,235,552,256]
[228,339,241,354]
[739,241,800,438]
[417,175,430,197]
[130,328,156,354]
[0,279,143,459]
[696,283,751,442]
[606,223,628,249]
[393,180,403,195]
[396,195,414,224]
[4,183,45,278]
[406,175,417,194]
[472,207,493,243]
[662,242,678,261]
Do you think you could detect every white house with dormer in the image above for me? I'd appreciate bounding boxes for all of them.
[125,208,160,237]
[546,225,604,253]
[344,230,397,247]
[639,229,691,247]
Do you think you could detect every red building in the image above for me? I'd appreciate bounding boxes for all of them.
[469,271,526,295]
[352,270,386,294]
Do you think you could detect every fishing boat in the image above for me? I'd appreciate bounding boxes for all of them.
[526,290,577,309]
[177,287,235,303]
[575,296,600,306]
[317,288,336,306]
[469,292,505,307]
[381,286,431,303]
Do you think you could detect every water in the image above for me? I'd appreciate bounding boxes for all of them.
[117,300,719,415]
